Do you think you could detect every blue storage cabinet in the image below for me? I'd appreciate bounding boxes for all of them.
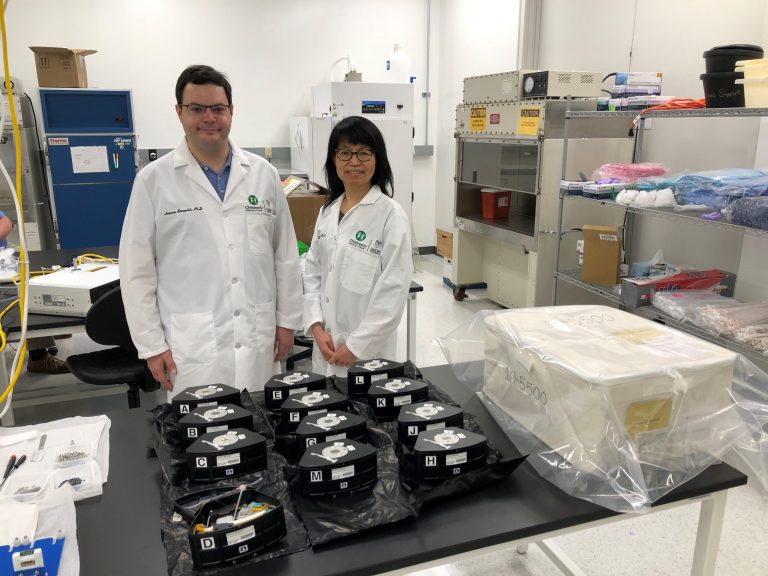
[40,89,137,248]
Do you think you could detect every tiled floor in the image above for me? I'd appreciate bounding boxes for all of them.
[7,254,768,575]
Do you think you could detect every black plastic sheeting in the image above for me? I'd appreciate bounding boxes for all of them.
[325,368,528,509]
[150,361,526,569]
[284,425,418,546]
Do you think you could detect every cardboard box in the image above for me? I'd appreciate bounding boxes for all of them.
[30,47,96,88]
[436,228,453,259]
[287,193,327,246]
[620,269,737,308]
[581,225,622,286]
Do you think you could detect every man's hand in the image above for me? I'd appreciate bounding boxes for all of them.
[147,350,177,391]
[274,326,295,361]
[328,343,357,367]
[311,323,335,362]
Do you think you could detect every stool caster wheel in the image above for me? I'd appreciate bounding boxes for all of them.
[453,286,467,301]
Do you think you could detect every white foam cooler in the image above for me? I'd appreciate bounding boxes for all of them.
[483,305,738,472]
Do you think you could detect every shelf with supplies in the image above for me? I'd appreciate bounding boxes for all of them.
[633,305,767,366]
[553,269,621,304]
[552,100,768,370]
[563,195,768,238]
[566,107,768,119]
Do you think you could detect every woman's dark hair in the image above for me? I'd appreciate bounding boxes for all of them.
[323,116,394,207]
[175,65,232,105]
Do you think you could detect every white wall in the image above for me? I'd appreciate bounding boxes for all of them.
[5,0,445,246]
[433,0,521,233]
[538,0,768,302]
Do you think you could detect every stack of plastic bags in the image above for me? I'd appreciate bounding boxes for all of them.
[652,290,768,354]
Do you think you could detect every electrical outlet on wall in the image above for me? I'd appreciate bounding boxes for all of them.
[264,146,272,162]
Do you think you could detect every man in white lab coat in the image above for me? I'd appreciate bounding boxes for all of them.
[119,65,302,397]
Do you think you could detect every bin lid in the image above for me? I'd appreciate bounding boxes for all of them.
[707,44,763,53]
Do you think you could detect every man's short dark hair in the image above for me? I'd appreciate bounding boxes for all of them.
[175,65,232,105]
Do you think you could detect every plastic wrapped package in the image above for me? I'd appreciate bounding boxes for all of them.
[734,324,768,354]
[632,174,685,191]
[652,291,768,349]
[436,306,764,513]
[722,195,768,230]
[591,163,667,182]
[652,290,745,329]
[673,169,768,208]
[615,188,677,208]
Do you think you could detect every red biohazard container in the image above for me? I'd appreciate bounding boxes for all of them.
[481,188,511,219]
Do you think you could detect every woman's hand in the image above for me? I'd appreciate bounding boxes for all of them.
[328,344,357,367]
[311,323,335,362]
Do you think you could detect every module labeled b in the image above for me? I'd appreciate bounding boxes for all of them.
[179,404,254,446]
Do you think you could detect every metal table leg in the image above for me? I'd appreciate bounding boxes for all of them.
[406,292,417,362]
[690,491,728,576]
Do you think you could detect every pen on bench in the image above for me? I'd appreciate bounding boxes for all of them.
[0,454,17,489]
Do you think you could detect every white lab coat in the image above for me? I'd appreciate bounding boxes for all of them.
[302,185,412,377]
[119,139,303,396]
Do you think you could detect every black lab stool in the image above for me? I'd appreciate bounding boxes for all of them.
[67,285,159,408]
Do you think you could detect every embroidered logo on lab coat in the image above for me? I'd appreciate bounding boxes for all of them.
[245,197,275,215]
[348,232,382,255]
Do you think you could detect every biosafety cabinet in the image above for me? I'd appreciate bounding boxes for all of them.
[451,72,635,308]
[290,82,414,223]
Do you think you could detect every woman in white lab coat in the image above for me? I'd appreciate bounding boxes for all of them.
[303,116,412,377]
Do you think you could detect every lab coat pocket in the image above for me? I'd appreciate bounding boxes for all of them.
[253,300,277,354]
[246,213,274,255]
[340,249,379,295]
[170,312,218,366]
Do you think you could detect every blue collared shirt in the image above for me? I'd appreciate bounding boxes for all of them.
[200,147,233,202]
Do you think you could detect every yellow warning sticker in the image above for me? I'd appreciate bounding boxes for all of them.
[517,108,542,135]
[470,107,486,131]
[613,327,665,344]
[625,398,672,440]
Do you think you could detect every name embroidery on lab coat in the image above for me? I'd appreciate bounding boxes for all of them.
[164,206,203,216]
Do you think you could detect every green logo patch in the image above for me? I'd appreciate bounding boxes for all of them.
[355,230,366,241]
[248,195,258,205]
